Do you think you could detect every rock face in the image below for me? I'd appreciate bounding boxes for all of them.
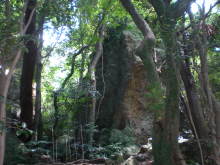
[96,27,153,144]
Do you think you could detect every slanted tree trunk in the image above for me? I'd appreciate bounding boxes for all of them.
[180,58,210,139]
[0,50,23,165]
[20,0,37,130]
[0,1,35,163]
[0,1,11,163]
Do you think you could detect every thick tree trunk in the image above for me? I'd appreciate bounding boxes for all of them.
[20,0,37,130]
[148,1,194,164]
[159,28,185,165]
[118,1,183,165]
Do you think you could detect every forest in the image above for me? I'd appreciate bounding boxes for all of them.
[1,0,220,165]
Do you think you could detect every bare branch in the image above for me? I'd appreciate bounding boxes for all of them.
[42,27,65,59]
[204,0,220,18]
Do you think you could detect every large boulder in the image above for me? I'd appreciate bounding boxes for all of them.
[96,27,153,144]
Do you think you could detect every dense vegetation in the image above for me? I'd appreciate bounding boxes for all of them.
[1,0,220,165]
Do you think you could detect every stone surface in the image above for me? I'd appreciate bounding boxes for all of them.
[122,145,153,165]
[96,28,153,144]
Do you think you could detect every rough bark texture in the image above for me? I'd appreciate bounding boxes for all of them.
[147,1,195,164]
[20,0,37,130]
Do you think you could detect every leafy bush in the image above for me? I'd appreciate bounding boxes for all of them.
[5,133,39,165]
[84,127,136,162]
[109,127,135,146]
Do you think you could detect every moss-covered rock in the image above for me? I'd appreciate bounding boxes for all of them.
[96,26,153,144]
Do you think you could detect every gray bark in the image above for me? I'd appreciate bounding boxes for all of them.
[180,60,209,139]
[88,25,105,144]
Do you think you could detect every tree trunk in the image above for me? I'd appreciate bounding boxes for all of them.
[147,1,194,164]
[180,59,210,139]
[0,76,8,165]
[187,9,220,165]
[0,50,21,164]
[34,47,43,139]
[53,92,59,138]
[88,25,105,145]
[34,9,45,140]
[0,1,35,163]
[159,27,185,165]
[197,34,220,165]
[118,1,183,165]
[20,0,37,130]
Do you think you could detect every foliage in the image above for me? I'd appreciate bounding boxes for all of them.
[83,127,136,162]
[3,0,220,164]
[109,127,136,146]
[5,133,39,165]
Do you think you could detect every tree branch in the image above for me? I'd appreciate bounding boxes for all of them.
[8,6,36,78]
[172,0,195,18]
[88,26,105,75]
[148,0,166,17]
[120,0,155,43]
[204,0,220,18]
[61,45,90,88]
[22,7,36,35]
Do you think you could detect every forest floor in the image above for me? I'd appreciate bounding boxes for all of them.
[34,146,153,165]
